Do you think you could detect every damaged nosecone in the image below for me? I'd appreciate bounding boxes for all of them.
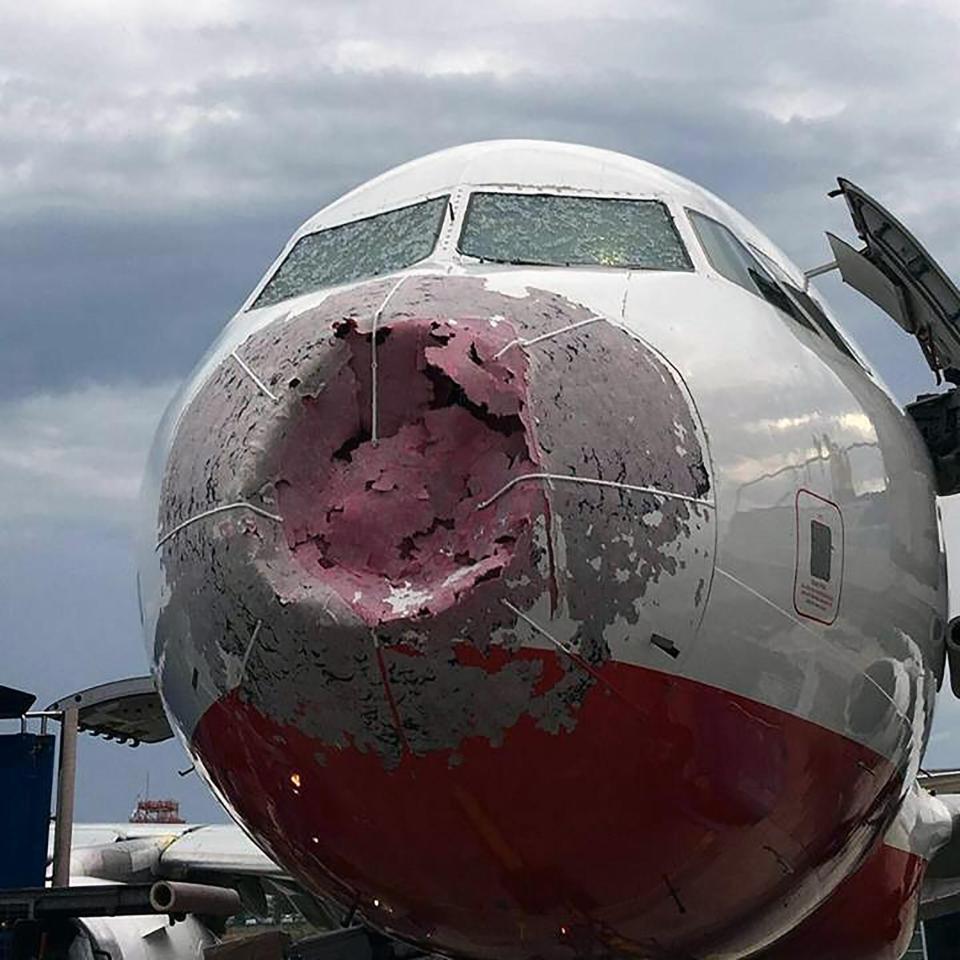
[156,276,715,770]
[154,275,718,953]
[272,316,543,623]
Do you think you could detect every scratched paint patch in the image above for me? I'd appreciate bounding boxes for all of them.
[155,274,714,764]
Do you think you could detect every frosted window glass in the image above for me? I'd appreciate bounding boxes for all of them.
[253,196,448,309]
[459,193,692,271]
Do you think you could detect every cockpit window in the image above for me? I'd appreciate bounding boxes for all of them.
[687,210,817,333]
[251,195,449,309]
[749,244,861,363]
[458,192,693,271]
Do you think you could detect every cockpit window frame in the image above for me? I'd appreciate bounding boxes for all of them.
[455,187,695,273]
[748,242,866,368]
[687,207,868,369]
[687,208,821,330]
[247,192,451,311]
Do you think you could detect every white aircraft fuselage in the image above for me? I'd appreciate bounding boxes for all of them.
[137,141,945,959]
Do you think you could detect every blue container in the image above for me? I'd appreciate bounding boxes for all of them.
[0,733,55,889]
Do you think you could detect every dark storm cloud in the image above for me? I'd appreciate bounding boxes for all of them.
[4,0,960,815]
[0,210,291,395]
[0,518,224,822]
[2,53,957,400]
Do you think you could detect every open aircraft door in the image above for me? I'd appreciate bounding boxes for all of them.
[827,177,960,497]
[827,177,960,377]
[827,178,960,496]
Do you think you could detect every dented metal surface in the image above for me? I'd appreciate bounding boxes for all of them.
[155,275,714,764]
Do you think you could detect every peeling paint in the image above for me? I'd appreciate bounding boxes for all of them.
[271,314,542,624]
[155,275,715,764]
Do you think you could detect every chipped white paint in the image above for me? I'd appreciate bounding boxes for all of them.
[476,473,714,512]
[384,582,435,616]
[492,315,604,360]
[370,276,407,447]
[442,566,480,589]
[230,349,280,403]
[155,502,282,550]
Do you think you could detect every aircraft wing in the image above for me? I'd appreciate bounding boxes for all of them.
[154,824,285,878]
[919,770,960,795]
[67,822,284,878]
[68,822,340,925]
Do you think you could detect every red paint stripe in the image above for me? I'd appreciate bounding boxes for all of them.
[192,656,897,959]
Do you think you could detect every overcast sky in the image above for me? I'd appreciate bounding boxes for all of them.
[2,0,960,822]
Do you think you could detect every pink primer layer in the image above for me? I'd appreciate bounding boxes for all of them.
[274,317,543,624]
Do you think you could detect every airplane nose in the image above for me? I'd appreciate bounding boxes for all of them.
[156,275,713,662]
[155,275,717,954]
